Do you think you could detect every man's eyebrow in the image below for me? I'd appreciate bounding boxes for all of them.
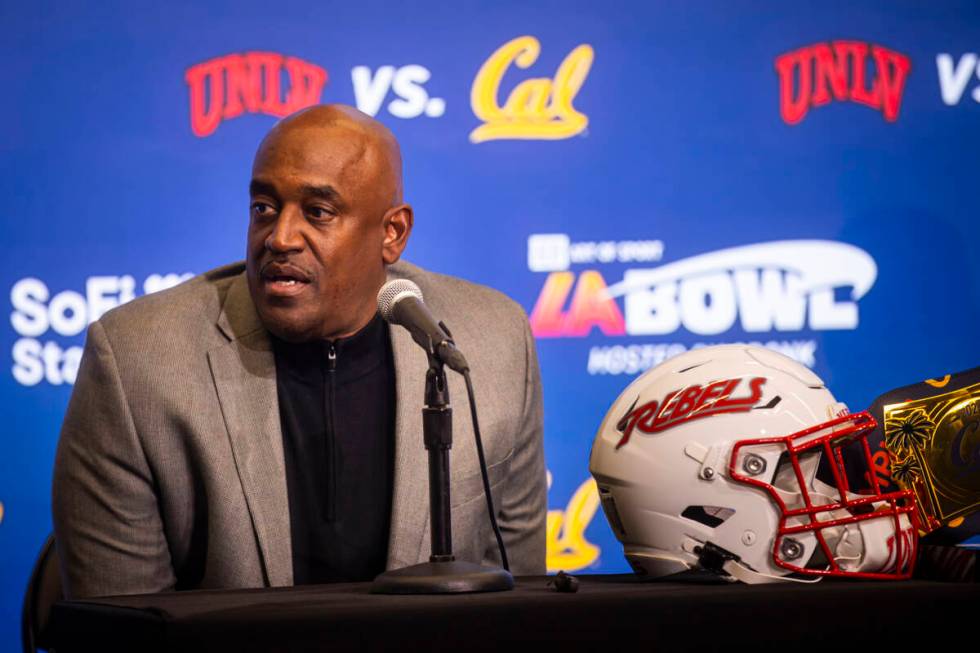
[300,184,342,204]
[249,180,342,204]
[249,179,278,198]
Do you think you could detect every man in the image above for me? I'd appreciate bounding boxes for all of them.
[52,105,546,598]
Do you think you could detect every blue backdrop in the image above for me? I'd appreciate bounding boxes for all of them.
[4,1,980,649]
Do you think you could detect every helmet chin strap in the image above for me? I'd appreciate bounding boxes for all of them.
[723,559,821,585]
[690,540,821,584]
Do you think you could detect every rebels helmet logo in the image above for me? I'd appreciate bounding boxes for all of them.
[615,377,767,449]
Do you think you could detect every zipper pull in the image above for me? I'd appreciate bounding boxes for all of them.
[327,343,337,371]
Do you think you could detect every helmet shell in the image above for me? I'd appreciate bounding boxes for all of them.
[590,345,842,579]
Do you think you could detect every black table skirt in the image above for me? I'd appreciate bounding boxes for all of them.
[48,574,978,652]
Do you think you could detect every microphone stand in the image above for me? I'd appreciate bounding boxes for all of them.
[371,352,513,594]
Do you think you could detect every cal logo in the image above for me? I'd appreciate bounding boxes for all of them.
[470,36,593,143]
[546,478,601,572]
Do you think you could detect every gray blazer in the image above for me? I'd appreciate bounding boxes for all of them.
[52,260,546,598]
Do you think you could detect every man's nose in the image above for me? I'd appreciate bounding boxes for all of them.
[265,206,305,253]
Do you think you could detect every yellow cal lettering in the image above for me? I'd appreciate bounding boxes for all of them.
[470,35,594,143]
[546,477,601,572]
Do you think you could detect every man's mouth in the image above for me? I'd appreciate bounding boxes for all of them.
[260,262,313,297]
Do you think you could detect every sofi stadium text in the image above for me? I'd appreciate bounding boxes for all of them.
[9,274,191,386]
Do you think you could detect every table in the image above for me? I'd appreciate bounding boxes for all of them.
[47,574,978,651]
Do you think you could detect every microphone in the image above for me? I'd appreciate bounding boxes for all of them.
[377,279,470,373]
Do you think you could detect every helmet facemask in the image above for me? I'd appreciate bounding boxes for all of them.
[730,412,919,581]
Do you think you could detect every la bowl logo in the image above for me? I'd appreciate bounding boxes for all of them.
[470,36,593,143]
[529,238,877,339]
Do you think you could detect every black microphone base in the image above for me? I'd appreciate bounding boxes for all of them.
[370,560,514,594]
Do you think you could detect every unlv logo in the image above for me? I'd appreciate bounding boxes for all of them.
[185,52,328,137]
[615,377,767,449]
[775,41,911,124]
[883,526,916,574]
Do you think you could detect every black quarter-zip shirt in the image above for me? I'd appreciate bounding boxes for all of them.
[271,312,395,584]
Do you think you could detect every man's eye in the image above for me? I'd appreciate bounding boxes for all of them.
[307,206,335,221]
[250,201,276,216]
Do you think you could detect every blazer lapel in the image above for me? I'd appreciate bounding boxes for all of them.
[208,274,293,586]
[206,267,434,577]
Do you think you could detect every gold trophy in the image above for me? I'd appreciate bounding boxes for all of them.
[869,369,980,542]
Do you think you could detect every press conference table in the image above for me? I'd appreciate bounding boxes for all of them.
[48,574,977,652]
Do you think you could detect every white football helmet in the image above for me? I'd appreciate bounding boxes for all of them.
[590,345,919,583]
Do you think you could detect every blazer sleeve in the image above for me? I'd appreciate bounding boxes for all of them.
[52,320,177,598]
[485,310,547,574]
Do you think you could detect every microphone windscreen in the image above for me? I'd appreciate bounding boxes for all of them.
[377,279,424,321]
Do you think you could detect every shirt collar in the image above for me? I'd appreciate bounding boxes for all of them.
[271,312,391,384]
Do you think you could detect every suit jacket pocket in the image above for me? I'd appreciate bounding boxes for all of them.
[450,453,511,509]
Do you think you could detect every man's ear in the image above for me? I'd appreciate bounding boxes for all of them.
[382,204,413,264]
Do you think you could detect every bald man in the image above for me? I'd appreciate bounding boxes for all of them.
[52,105,546,598]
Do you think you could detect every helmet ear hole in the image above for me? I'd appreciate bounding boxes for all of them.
[681,505,735,528]
[597,486,628,537]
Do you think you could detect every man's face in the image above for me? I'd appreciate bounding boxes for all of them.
[246,124,395,342]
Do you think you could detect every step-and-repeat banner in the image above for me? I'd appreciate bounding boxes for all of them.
[3,1,980,647]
